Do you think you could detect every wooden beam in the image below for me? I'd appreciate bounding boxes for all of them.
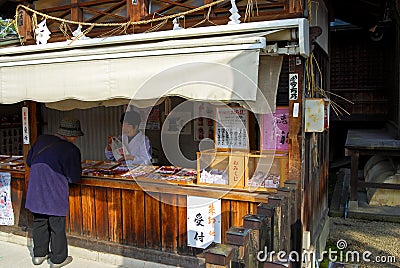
[84,1,126,23]
[39,0,122,13]
[83,6,127,22]
[157,0,196,10]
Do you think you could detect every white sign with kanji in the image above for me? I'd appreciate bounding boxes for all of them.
[215,107,248,149]
[187,196,221,249]
[22,107,29,145]
[289,73,299,100]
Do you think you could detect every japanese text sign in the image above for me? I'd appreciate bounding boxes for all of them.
[187,196,221,249]
[215,107,248,150]
[289,73,299,100]
[228,155,245,188]
[22,107,29,145]
[260,107,289,151]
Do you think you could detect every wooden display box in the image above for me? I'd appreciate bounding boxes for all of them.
[196,149,249,188]
[196,150,288,190]
[246,151,289,189]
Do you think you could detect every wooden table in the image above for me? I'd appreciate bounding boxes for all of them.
[345,128,400,201]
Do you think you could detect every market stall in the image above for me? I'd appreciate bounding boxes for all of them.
[0,4,326,266]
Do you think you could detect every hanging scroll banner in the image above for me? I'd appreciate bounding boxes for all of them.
[260,106,289,151]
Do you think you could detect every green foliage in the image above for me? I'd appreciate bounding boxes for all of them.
[0,17,16,38]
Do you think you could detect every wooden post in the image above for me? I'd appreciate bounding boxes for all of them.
[288,56,304,240]
[243,214,269,268]
[288,0,303,15]
[350,151,359,201]
[226,226,252,266]
[71,0,83,24]
[288,56,303,182]
[21,101,37,228]
[23,101,37,191]
[257,202,279,252]
[204,244,235,268]
[127,0,148,22]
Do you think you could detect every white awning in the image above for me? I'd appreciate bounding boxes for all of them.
[0,19,307,112]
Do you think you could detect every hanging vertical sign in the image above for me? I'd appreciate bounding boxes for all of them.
[0,172,14,226]
[187,196,221,249]
[260,107,289,151]
[22,107,29,145]
[289,73,299,100]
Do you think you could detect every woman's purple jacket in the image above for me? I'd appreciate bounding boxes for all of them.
[25,134,82,216]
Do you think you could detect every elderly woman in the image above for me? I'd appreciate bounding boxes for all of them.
[26,117,84,268]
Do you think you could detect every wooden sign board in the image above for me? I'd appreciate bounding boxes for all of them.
[228,154,246,188]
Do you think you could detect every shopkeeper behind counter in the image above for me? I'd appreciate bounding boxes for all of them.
[105,111,152,165]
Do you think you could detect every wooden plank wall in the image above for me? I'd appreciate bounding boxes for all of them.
[302,46,330,242]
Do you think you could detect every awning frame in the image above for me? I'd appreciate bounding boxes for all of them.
[0,18,307,109]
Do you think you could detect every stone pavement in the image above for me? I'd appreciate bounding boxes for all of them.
[0,232,176,268]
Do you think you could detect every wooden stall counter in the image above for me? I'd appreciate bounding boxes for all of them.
[63,159,279,267]
[0,155,25,176]
[1,157,278,267]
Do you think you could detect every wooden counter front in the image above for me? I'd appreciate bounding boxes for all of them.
[2,169,274,266]
[68,176,273,258]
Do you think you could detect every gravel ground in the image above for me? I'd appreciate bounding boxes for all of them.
[328,217,400,268]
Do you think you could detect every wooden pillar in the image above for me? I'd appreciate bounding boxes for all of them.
[23,101,37,191]
[288,0,303,15]
[349,151,359,201]
[288,56,303,182]
[71,0,83,24]
[288,56,304,237]
[20,101,37,228]
[127,0,148,22]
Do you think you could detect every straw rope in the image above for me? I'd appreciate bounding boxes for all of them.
[14,0,227,44]
[15,0,225,28]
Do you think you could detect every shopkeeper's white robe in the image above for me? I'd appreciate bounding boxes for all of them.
[105,131,152,165]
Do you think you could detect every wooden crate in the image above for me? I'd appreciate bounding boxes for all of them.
[196,150,288,190]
